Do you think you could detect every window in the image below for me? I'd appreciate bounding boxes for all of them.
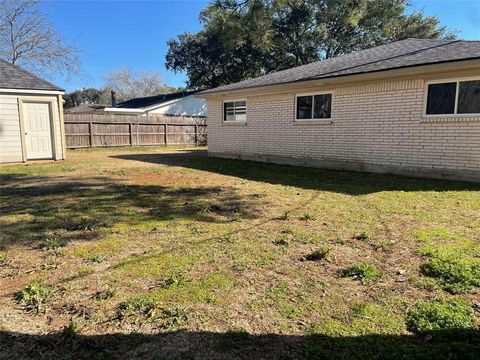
[224,100,246,122]
[296,93,332,120]
[426,79,480,116]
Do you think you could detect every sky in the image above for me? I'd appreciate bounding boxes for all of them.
[38,0,480,92]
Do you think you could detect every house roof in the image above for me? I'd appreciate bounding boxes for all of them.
[64,104,107,114]
[0,59,64,91]
[115,90,199,109]
[199,39,480,95]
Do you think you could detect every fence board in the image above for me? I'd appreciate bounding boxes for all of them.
[64,114,207,148]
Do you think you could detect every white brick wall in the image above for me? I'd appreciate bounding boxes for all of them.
[207,79,480,179]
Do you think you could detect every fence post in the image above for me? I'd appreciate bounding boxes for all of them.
[88,122,93,148]
[195,124,199,146]
[136,122,139,146]
[164,123,168,146]
[129,123,134,146]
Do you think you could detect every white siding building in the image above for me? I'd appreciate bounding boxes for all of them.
[104,91,207,117]
[0,60,65,163]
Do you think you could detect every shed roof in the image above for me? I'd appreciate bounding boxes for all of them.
[0,59,63,91]
[199,39,480,95]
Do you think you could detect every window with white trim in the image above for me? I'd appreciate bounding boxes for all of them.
[426,79,480,115]
[296,93,332,120]
[223,100,246,122]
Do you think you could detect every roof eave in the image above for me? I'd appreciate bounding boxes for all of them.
[0,87,65,94]
[197,57,480,99]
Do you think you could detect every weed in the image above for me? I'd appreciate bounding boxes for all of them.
[0,254,8,267]
[42,237,67,251]
[371,242,393,252]
[338,263,382,284]
[157,307,188,331]
[84,254,108,264]
[301,213,317,221]
[161,269,187,288]
[353,231,372,241]
[279,211,291,220]
[223,327,249,349]
[420,256,480,294]
[62,319,81,338]
[117,296,156,320]
[407,298,476,333]
[282,227,295,235]
[15,282,51,314]
[77,265,93,277]
[218,234,236,243]
[304,247,332,261]
[273,234,290,247]
[191,226,207,235]
[93,286,116,301]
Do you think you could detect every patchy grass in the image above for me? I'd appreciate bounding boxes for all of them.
[407,298,476,333]
[338,263,382,284]
[0,146,479,358]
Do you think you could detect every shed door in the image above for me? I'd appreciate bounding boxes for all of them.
[23,102,54,159]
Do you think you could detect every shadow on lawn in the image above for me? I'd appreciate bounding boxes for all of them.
[112,150,480,194]
[0,173,264,249]
[1,328,479,360]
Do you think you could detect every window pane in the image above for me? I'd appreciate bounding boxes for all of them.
[225,110,235,121]
[426,82,456,115]
[313,94,332,118]
[458,80,480,114]
[235,111,246,122]
[235,100,246,107]
[297,96,312,119]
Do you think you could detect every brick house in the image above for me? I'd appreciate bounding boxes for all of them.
[198,39,480,182]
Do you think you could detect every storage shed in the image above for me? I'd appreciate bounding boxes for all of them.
[0,59,65,163]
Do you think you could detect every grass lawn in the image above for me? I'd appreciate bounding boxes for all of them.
[0,146,479,359]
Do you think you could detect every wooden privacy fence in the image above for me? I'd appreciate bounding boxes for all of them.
[64,114,207,148]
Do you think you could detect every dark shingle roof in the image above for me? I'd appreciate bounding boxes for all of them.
[200,39,480,95]
[115,90,199,109]
[0,59,63,91]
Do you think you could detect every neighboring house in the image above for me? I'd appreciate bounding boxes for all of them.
[104,91,207,117]
[64,104,107,115]
[198,39,480,182]
[0,59,66,163]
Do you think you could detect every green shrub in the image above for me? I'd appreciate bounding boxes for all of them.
[15,282,51,313]
[407,298,476,333]
[338,263,382,285]
[420,256,480,294]
[305,247,332,261]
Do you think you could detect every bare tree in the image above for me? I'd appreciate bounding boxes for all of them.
[0,0,81,80]
[103,67,172,102]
